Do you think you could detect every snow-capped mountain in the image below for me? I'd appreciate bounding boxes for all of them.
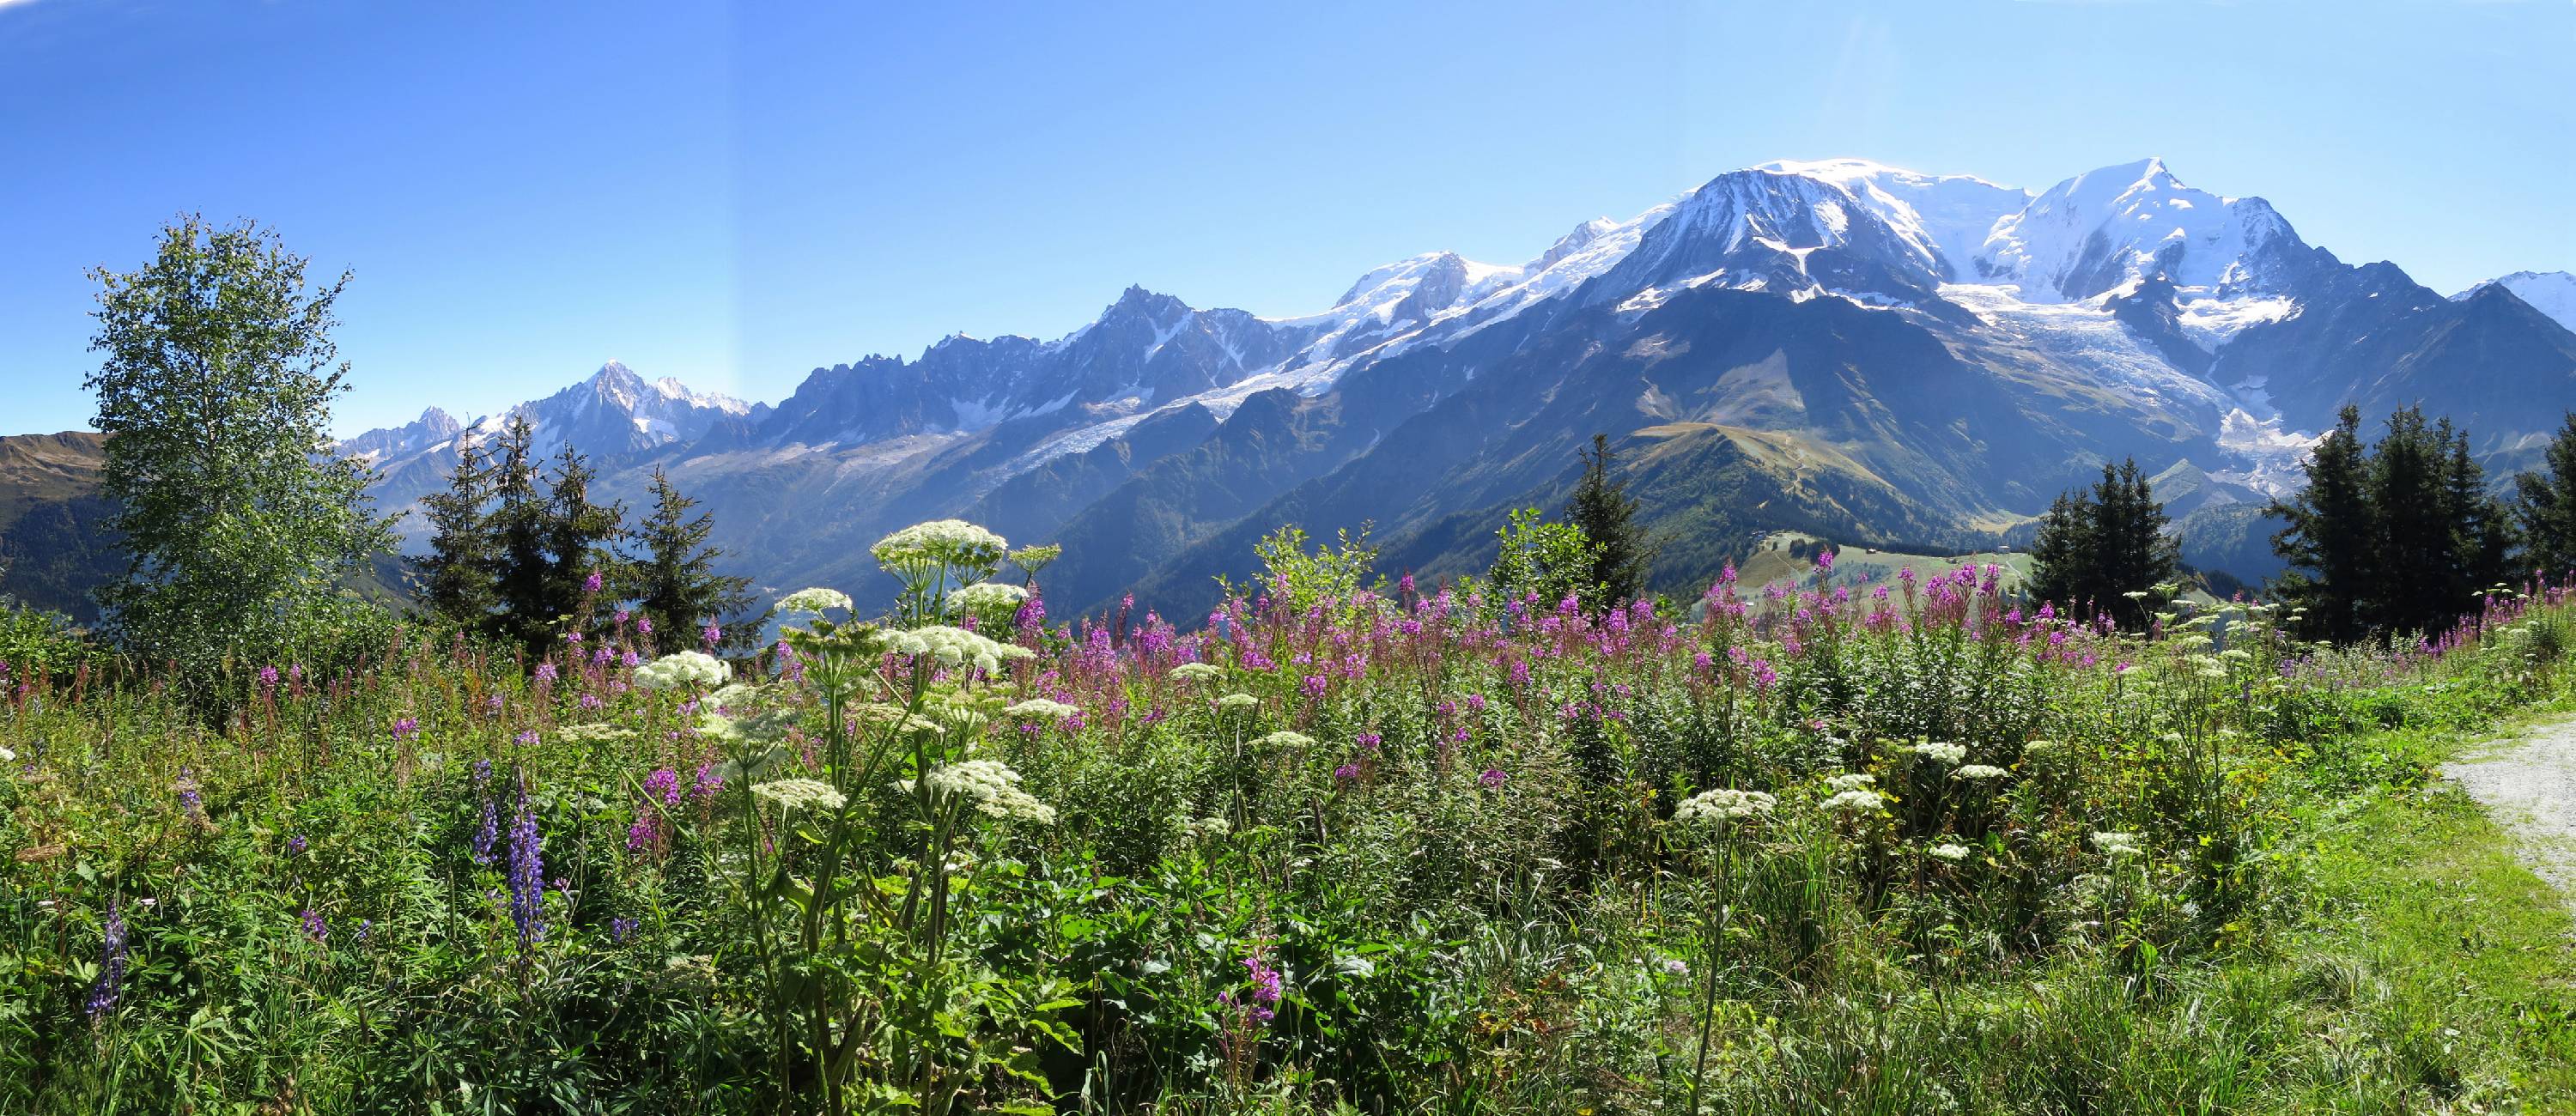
[2459,271,2576,333]
[336,156,2576,618]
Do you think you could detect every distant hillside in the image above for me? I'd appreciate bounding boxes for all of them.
[0,432,116,622]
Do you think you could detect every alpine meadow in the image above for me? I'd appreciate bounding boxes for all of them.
[9,3,2576,1114]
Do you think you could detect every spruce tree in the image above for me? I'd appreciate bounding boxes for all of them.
[1565,434,1654,611]
[2513,412,2576,579]
[417,439,500,628]
[483,416,555,651]
[83,215,394,679]
[626,466,760,652]
[2271,407,2374,643]
[2025,458,2176,628]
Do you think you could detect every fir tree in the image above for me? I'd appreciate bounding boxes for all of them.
[417,439,500,628]
[1565,434,1655,611]
[2025,458,2177,628]
[626,467,760,652]
[482,415,555,651]
[539,441,623,639]
[2513,412,2576,579]
[2271,407,2375,642]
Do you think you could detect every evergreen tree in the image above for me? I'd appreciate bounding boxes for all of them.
[2443,422,2513,603]
[2024,458,2178,628]
[626,466,760,652]
[2271,407,2376,642]
[417,439,500,628]
[2512,412,2576,579]
[541,441,623,634]
[2364,408,2453,635]
[1565,434,1655,610]
[82,215,394,678]
[483,415,556,651]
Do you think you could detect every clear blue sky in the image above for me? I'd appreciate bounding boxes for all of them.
[4,0,2571,437]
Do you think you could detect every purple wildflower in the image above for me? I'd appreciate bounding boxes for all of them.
[583,569,605,594]
[287,834,307,856]
[301,907,327,943]
[1479,767,1507,788]
[611,916,639,943]
[392,717,421,741]
[86,901,127,1018]
[507,780,546,949]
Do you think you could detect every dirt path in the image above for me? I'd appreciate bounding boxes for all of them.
[2443,717,2576,915]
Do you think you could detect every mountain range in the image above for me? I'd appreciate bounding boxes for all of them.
[10,156,2576,624]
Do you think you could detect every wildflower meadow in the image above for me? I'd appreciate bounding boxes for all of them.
[6,519,2576,1113]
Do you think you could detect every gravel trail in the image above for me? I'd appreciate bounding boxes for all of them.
[2443,717,2576,915]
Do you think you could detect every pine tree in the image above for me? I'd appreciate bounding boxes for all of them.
[2366,408,2457,635]
[626,467,759,652]
[2271,406,2375,642]
[2025,458,2177,628]
[417,439,500,628]
[82,215,394,679]
[2442,421,2512,603]
[1565,434,1655,611]
[2513,412,2576,579]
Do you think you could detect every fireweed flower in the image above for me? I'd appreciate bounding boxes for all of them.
[701,622,722,648]
[583,569,605,593]
[1334,762,1361,782]
[1479,767,1508,788]
[392,717,421,741]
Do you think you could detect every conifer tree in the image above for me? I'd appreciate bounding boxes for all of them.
[625,466,759,652]
[2271,406,2375,642]
[541,441,623,633]
[482,416,555,651]
[2513,412,2576,579]
[2025,458,2177,628]
[417,439,500,628]
[1566,434,1655,611]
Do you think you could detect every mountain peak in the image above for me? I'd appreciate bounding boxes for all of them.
[2455,270,2576,333]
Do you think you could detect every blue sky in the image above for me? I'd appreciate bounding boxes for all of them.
[4,0,2572,437]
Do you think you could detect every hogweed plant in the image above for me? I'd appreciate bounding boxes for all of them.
[9,525,2576,1113]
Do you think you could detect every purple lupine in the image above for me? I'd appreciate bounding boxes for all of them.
[86,901,127,1018]
[392,717,421,741]
[287,834,307,856]
[515,731,540,747]
[611,916,639,943]
[471,759,501,865]
[507,780,547,949]
[301,907,327,943]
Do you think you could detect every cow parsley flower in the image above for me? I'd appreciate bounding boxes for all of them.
[1927,842,1971,863]
[954,582,1029,615]
[1823,789,1886,814]
[1004,698,1080,721]
[871,519,1009,570]
[1257,731,1315,749]
[2091,830,2145,858]
[918,760,1056,824]
[1952,764,2010,781]
[884,625,1033,674]
[1674,788,1777,825]
[775,587,854,617]
[1216,693,1260,711]
[1908,742,1967,765]
[635,651,730,692]
[1170,663,1224,682]
[1824,772,1875,792]
[751,778,848,813]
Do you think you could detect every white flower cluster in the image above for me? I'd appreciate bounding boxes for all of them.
[697,713,746,743]
[1170,662,1224,682]
[555,722,635,744]
[1908,742,1967,765]
[705,682,760,713]
[884,625,1035,674]
[922,759,1056,824]
[635,651,730,692]
[954,582,1029,615]
[1825,772,1875,792]
[1927,842,1971,863]
[1952,764,2011,781]
[775,587,854,616]
[1823,789,1886,815]
[1216,693,1260,711]
[1674,788,1777,825]
[1258,731,1316,749]
[1004,698,1081,721]
[1184,815,1232,840]
[871,519,1008,570]
[2092,830,2145,858]
[752,778,847,812]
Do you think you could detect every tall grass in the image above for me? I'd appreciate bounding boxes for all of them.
[3,529,2572,1113]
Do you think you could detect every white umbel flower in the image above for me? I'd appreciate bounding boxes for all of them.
[2092,830,2145,858]
[1170,662,1224,682]
[1216,693,1259,710]
[1258,731,1316,749]
[1674,788,1777,825]
[775,587,854,616]
[1004,698,1080,721]
[954,582,1029,614]
[1824,772,1875,792]
[919,759,1056,824]
[752,778,847,813]
[1952,764,2010,781]
[885,625,1035,674]
[635,651,730,692]
[871,519,1008,569]
[1823,789,1886,815]
[1927,842,1971,863]
[1907,742,1967,765]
